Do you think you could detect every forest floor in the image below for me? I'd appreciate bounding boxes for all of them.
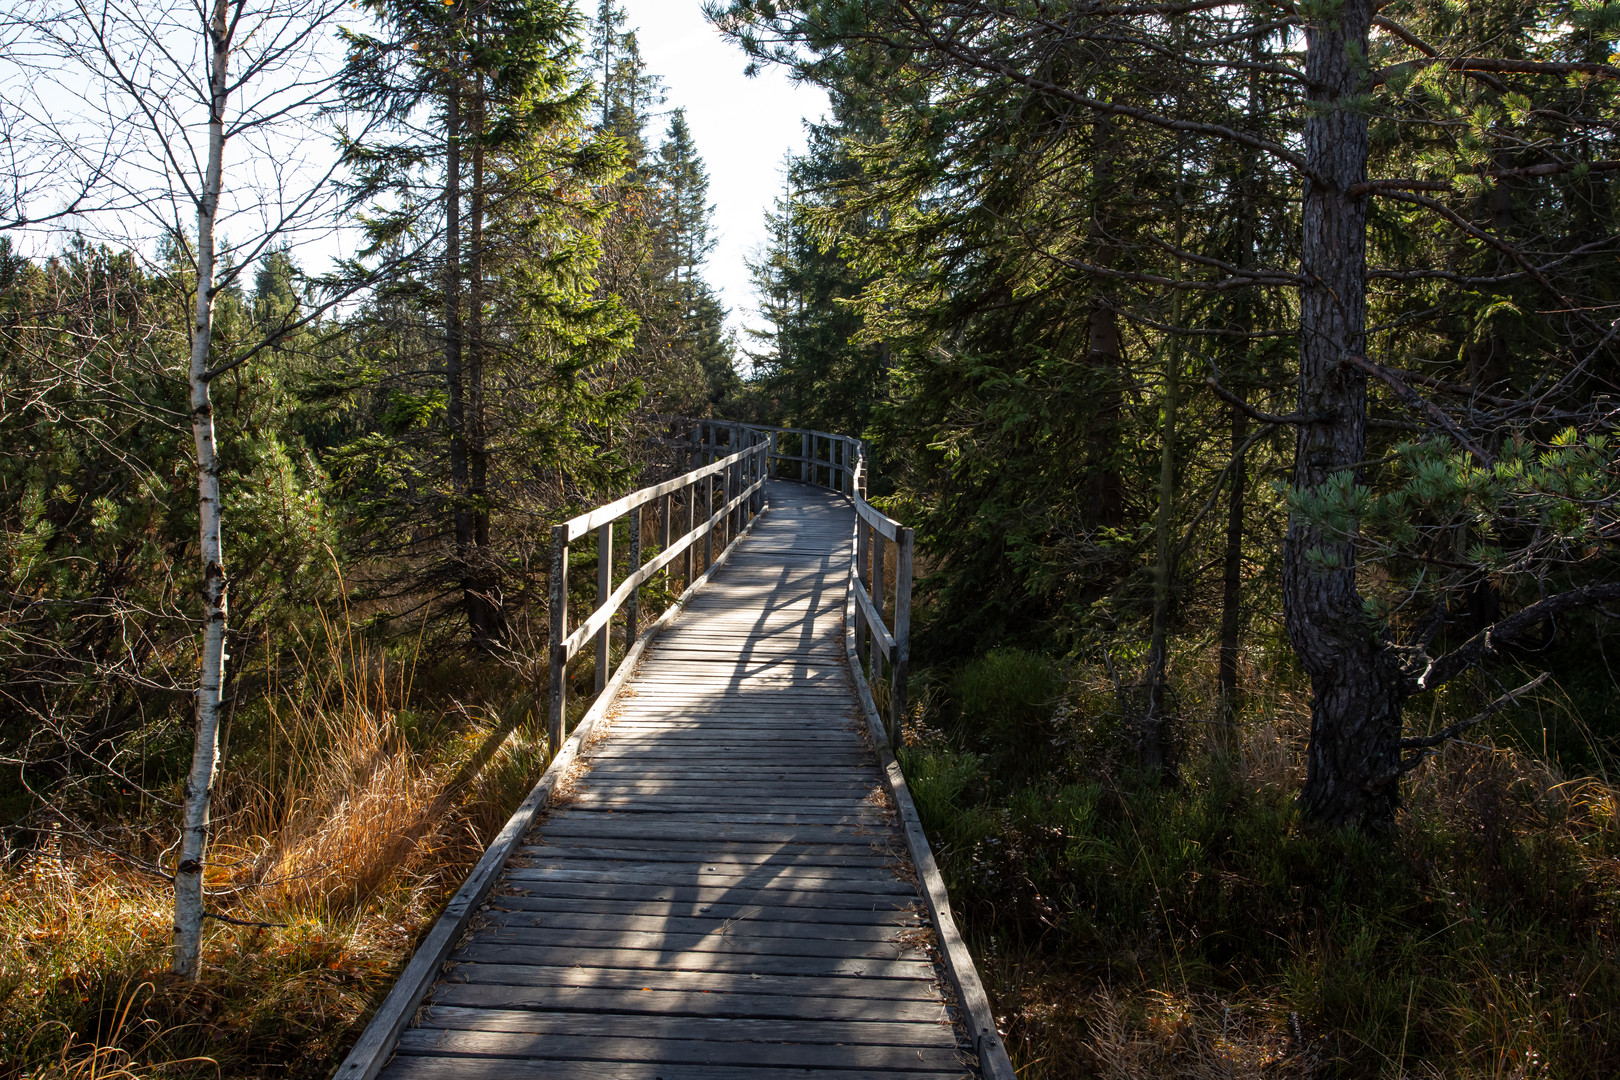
[3,636,1616,1079]
[903,647,1620,1079]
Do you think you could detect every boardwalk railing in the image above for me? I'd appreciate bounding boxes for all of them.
[339,421,1012,1080]
[547,438,769,754]
[674,418,862,496]
[656,418,914,747]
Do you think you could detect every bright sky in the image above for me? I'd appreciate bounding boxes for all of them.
[2,0,824,352]
[620,1,828,344]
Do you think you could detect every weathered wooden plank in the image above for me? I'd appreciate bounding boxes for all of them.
[473,908,917,941]
[559,781,879,797]
[485,893,922,925]
[513,848,899,869]
[529,821,892,845]
[517,834,899,855]
[557,796,885,813]
[448,942,936,978]
[432,962,940,1001]
[589,728,861,742]
[463,926,925,961]
[381,1056,968,1080]
[540,809,889,826]
[502,865,913,893]
[493,880,915,910]
[415,1007,960,1050]
[393,1028,965,1070]
[569,768,872,783]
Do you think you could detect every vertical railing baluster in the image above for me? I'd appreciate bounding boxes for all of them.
[595,520,612,695]
[705,470,715,572]
[891,526,914,749]
[870,528,885,683]
[660,492,671,590]
[547,525,568,756]
[627,506,641,651]
[685,478,696,586]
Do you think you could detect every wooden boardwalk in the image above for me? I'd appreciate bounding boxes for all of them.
[377,482,976,1080]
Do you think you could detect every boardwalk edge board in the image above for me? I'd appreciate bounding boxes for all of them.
[333,503,770,1080]
[842,526,1019,1080]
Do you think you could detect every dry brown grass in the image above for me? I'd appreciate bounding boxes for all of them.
[0,620,546,1079]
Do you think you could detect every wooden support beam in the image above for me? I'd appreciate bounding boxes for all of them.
[595,521,612,695]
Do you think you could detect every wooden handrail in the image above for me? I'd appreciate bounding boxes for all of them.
[663,419,915,745]
[547,440,770,753]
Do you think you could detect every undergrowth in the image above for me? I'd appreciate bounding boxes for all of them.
[904,648,1620,1079]
[0,622,547,1079]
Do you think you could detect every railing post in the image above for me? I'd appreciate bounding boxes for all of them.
[705,469,715,572]
[891,526,914,749]
[547,525,568,756]
[869,528,885,682]
[856,514,870,668]
[685,478,696,586]
[689,421,699,471]
[626,506,641,651]
[660,493,671,589]
[726,458,737,543]
[756,438,770,511]
[799,430,808,482]
[594,520,612,695]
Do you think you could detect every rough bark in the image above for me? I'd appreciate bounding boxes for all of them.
[173,0,233,979]
[465,69,502,647]
[443,81,479,647]
[1143,288,1181,779]
[1287,0,1408,828]
[1217,396,1247,726]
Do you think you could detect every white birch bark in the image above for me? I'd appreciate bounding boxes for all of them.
[173,0,233,980]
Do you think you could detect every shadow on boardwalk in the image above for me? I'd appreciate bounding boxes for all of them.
[378,483,978,1080]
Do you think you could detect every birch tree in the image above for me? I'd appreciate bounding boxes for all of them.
[3,0,352,976]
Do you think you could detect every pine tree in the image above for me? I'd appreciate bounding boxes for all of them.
[338,0,635,647]
[655,109,738,411]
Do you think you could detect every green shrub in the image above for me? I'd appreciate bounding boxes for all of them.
[952,648,1066,780]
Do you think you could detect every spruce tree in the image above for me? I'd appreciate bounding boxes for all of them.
[338,0,635,647]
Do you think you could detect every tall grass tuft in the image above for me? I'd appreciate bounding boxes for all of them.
[0,616,545,1079]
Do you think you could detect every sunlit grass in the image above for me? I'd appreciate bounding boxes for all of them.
[0,619,545,1079]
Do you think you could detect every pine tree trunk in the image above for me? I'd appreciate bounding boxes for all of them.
[1217,399,1247,726]
[466,70,501,647]
[1219,48,1263,733]
[1288,0,1407,828]
[443,81,476,644]
[173,0,231,980]
[1144,287,1181,779]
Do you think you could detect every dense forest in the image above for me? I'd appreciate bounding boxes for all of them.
[3,0,1620,1078]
